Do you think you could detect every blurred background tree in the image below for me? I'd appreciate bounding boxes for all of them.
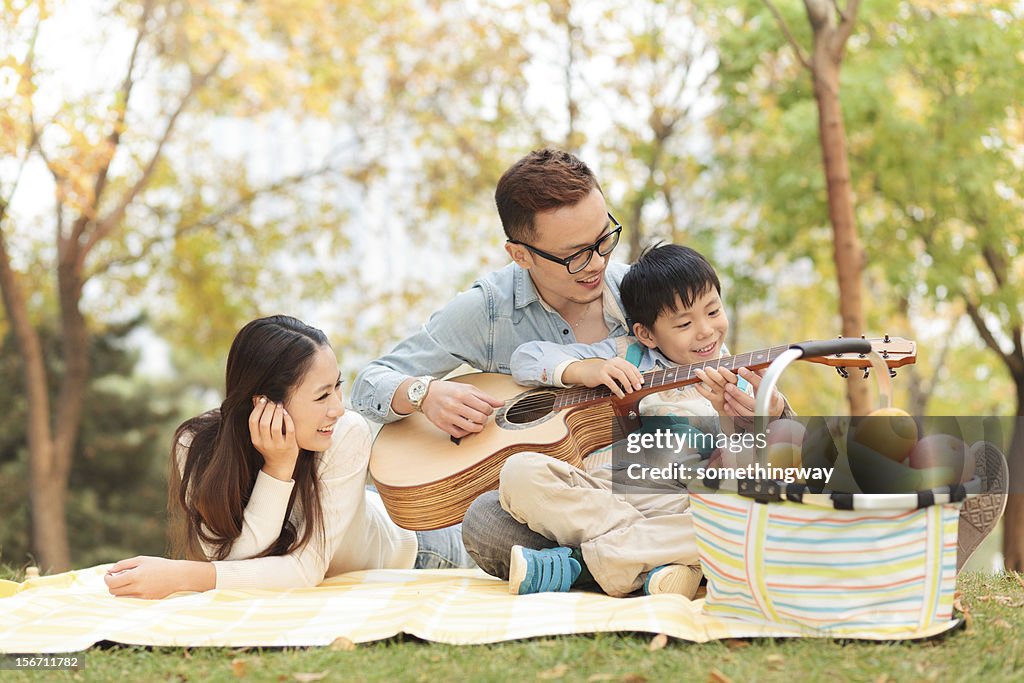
[707,0,1023,567]
[0,0,1020,572]
[0,319,179,567]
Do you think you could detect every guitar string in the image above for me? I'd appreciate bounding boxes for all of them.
[506,396,559,415]
[550,344,792,409]
[510,340,904,413]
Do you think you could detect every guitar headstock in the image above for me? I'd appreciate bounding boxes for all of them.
[804,335,917,369]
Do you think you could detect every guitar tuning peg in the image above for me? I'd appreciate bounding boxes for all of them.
[836,366,849,379]
[889,368,897,378]
[862,367,870,379]
[884,334,891,343]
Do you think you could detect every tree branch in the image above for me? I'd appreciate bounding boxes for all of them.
[82,0,155,240]
[86,159,339,279]
[762,0,811,70]
[964,298,1023,375]
[80,53,227,269]
[803,0,830,31]
[1014,324,1024,374]
[919,316,957,407]
[8,20,48,219]
[982,244,1008,289]
[831,0,863,60]
[832,0,847,23]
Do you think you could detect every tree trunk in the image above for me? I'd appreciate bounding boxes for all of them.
[30,460,71,572]
[0,233,70,570]
[809,40,870,415]
[628,211,641,262]
[42,249,91,573]
[1002,377,1024,571]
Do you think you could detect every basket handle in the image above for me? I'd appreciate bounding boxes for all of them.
[754,340,894,418]
[789,338,871,358]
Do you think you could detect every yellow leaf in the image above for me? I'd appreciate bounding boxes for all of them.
[708,669,733,683]
[538,663,569,680]
[231,658,246,677]
[329,636,355,651]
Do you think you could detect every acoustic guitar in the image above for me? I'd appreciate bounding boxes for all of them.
[370,336,916,530]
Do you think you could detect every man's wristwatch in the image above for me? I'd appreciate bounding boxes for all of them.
[406,376,434,411]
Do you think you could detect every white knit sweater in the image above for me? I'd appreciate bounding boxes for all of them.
[181,411,417,589]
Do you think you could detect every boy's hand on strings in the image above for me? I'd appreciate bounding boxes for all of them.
[722,368,785,418]
[564,358,644,398]
[694,366,735,414]
[249,397,299,481]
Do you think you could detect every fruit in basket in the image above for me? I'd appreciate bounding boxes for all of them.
[765,441,801,470]
[916,465,962,489]
[851,407,918,462]
[801,418,839,467]
[908,434,975,484]
[847,441,954,493]
[766,419,807,447]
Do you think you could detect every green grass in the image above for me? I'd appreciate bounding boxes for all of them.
[3,571,1023,682]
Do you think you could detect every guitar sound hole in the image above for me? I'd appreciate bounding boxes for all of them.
[505,391,557,425]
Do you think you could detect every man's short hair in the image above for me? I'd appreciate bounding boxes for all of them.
[621,244,721,329]
[495,148,602,242]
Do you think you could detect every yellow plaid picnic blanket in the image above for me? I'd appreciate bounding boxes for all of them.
[0,565,959,652]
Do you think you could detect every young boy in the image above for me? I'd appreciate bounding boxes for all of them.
[502,244,789,598]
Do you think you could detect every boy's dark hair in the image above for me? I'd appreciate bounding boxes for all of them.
[495,148,602,242]
[620,244,721,329]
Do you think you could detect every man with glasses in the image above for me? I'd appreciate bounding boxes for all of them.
[352,148,631,577]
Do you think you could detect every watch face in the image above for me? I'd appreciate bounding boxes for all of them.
[408,379,427,405]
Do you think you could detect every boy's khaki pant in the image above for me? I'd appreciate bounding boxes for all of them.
[498,451,699,597]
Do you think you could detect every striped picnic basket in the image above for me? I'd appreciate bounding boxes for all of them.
[689,481,965,636]
[688,339,982,636]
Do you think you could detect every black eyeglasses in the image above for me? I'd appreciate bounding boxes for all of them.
[509,213,622,274]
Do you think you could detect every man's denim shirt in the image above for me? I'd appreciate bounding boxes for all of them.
[352,261,630,423]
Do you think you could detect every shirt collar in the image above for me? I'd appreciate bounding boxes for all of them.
[512,264,541,310]
[645,345,677,369]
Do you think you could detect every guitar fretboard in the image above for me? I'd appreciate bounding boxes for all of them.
[552,344,794,410]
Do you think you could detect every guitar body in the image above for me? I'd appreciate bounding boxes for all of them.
[370,373,622,530]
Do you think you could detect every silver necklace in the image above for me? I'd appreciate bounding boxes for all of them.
[572,301,594,328]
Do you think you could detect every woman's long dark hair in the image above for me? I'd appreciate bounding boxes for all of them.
[169,315,330,561]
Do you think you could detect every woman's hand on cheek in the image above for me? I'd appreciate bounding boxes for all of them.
[249,397,299,481]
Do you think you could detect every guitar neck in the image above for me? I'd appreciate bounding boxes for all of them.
[553,344,795,410]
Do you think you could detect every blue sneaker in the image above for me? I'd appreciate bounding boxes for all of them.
[508,545,582,595]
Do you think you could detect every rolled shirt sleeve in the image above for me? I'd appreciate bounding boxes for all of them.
[351,287,490,423]
[511,338,619,388]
